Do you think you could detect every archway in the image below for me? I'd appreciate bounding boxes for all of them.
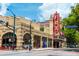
[23,33,31,49]
[2,32,17,49]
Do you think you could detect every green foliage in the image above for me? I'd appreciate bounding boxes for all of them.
[62,3,79,45]
[75,31,79,43]
[64,28,76,44]
[63,15,76,26]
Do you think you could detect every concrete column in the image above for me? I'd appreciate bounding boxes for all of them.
[62,41,65,48]
[31,34,34,49]
[16,29,23,50]
[47,38,48,48]
[52,39,53,48]
[0,35,3,47]
[0,38,2,47]
[16,37,23,50]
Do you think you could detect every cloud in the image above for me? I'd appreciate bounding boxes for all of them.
[0,3,10,16]
[25,16,32,20]
[38,3,75,21]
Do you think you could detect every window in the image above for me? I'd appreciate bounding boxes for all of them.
[48,39,52,47]
[21,23,34,29]
[40,26,44,31]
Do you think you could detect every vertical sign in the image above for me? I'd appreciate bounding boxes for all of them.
[53,11,60,39]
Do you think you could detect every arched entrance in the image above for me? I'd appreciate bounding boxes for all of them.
[23,33,31,49]
[2,32,17,49]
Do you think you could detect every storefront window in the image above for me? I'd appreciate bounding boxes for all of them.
[48,39,52,47]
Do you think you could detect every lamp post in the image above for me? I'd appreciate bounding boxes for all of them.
[7,8,16,50]
[29,21,32,51]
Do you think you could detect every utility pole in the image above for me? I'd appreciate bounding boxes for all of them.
[7,8,16,50]
[29,21,32,51]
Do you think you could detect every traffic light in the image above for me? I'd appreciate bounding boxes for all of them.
[6,22,9,27]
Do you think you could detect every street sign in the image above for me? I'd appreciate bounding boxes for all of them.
[65,25,78,28]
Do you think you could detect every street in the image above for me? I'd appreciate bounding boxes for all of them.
[0,48,79,56]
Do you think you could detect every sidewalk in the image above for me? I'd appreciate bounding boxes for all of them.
[32,48,53,51]
[0,48,54,55]
[0,48,79,55]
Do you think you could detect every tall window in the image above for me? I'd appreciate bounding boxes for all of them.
[40,26,44,31]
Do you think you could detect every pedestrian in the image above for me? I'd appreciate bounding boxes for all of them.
[29,45,32,51]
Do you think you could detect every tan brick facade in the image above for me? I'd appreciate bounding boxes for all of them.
[0,15,53,50]
[0,12,66,50]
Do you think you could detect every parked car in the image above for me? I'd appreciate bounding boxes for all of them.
[67,44,76,48]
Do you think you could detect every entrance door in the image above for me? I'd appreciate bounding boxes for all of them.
[57,42,59,48]
[33,35,40,48]
[42,37,47,48]
[23,33,30,49]
[53,41,59,48]
[2,32,17,50]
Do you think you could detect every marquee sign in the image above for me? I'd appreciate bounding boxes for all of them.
[53,11,61,39]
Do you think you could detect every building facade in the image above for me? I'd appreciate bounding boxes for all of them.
[0,11,66,50]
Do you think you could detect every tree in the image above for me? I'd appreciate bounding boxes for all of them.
[75,31,79,43]
[64,28,76,43]
[62,3,79,47]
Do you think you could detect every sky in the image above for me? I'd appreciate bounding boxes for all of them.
[0,3,75,22]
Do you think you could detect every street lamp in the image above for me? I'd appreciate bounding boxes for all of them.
[7,8,16,50]
[29,21,32,51]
